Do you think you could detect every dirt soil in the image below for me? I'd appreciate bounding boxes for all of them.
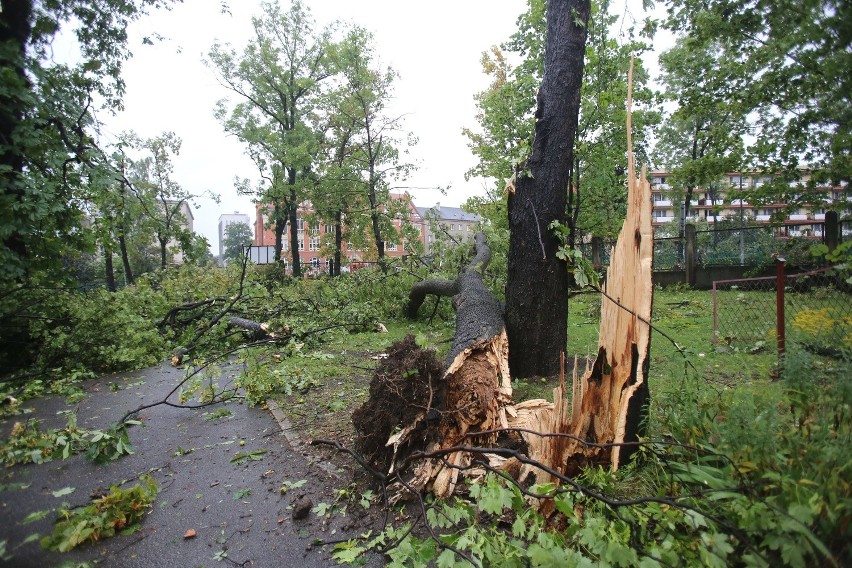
[351,335,445,473]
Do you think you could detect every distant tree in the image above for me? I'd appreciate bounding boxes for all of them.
[664,0,851,209]
[313,25,417,271]
[121,131,200,269]
[208,0,334,277]
[223,222,253,261]
[654,37,746,244]
[185,234,214,266]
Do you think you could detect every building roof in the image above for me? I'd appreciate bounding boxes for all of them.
[416,205,480,222]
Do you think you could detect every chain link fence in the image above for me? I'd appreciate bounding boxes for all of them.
[583,220,849,272]
[712,265,852,354]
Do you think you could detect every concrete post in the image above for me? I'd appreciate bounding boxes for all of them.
[685,223,697,287]
[825,210,839,254]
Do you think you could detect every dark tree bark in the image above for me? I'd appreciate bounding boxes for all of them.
[273,201,286,267]
[505,0,590,378]
[407,278,459,319]
[406,232,491,319]
[157,235,168,269]
[333,209,343,277]
[118,227,134,285]
[104,247,116,292]
[286,183,301,277]
[0,0,34,267]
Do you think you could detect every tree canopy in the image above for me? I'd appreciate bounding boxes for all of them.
[223,221,253,261]
[660,0,850,207]
[0,0,178,286]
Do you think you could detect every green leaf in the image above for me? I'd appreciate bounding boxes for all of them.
[230,449,267,464]
[51,486,75,498]
[22,510,52,524]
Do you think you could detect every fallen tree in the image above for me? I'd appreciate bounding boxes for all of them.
[359,61,653,502]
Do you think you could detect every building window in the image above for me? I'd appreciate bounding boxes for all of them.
[387,242,397,252]
[310,257,320,268]
[309,236,320,251]
[296,217,305,231]
[310,224,319,235]
[652,209,668,218]
[324,224,335,234]
[298,238,304,251]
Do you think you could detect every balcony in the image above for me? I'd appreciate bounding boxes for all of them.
[730,199,750,206]
[653,199,673,207]
[755,214,772,221]
[788,214,809,221]
[814,213,826,221]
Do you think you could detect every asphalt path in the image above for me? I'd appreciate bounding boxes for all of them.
[0,363,384,567]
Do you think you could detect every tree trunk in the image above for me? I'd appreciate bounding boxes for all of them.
[273,202,286,266]
[118,229,134,285]
[157,235,168,269]
[287,185,301,277]
[369,198,385,271]
[505,0,590,378]
[391,233,511,496]
[104,247,116,291]
[333,210,343,277]
[509,60,653,484]
[371,58,652,510]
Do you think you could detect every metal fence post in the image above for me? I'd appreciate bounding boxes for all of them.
[776,257,786,357]
[712,281,719,344]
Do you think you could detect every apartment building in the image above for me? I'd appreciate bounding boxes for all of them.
[253,193,426,271]
[164,200,195,265]
[416,203,481,255]
[649,170,851,237]
[217,211,252,258]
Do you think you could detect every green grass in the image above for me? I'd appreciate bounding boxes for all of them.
[267,286,787,443]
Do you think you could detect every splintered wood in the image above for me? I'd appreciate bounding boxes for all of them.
[408,330,512,497]
[506,57,653,479]
[383,58,652,501]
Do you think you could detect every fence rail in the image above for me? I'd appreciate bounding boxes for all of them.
[582,214,846,277]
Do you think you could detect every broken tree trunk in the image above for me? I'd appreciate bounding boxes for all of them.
[393,233,512,497]
[370,61,652,502]
[506,59,653,486]
[406,232,491,319]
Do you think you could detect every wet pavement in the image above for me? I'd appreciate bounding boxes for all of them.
[0,363,383,567]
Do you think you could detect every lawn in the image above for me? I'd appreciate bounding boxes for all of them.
[268,286,786,447]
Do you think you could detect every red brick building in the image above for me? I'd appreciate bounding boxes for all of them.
[253,193,426,271]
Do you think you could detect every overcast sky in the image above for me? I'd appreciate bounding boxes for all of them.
[98,0,656,253]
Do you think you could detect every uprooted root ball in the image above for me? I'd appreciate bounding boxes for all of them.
[352,335,444,474]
